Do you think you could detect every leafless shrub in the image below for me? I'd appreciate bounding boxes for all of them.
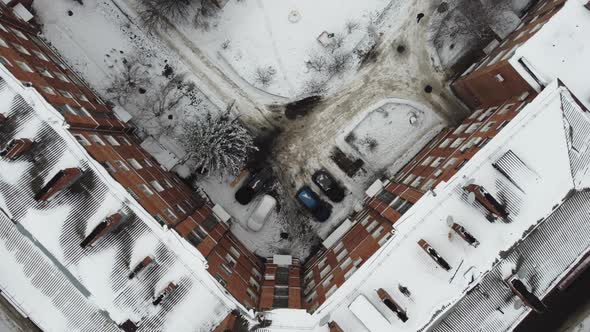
[221,39,231,50]
[254,66,277,87]
[106,52,152,104]
[305,53,327,72]
[302,78,328,95]
[138,2,170,32]
[360,136,378,152]
[345,19,360,34]
[327,32,346,53]
[193,0,221,31]
[328,52,350,75]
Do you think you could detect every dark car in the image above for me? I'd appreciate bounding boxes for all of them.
[235,169,273,205]
[296,186,332,222]
[312,169,345,202]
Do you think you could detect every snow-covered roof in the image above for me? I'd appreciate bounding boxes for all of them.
[0,67,237,331]
[264,81,590,331]
[509,0,590,108]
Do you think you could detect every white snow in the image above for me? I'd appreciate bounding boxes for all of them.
[337,98,444,172]
[348,294,392,332]
[263,82,584,332]
[174,0,391,97]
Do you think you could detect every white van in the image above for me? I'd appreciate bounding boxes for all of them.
[349,294,391,332]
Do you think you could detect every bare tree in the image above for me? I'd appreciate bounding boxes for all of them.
[139,0,196,23]
[302,78,328,95]
[328,52,350,75]
[438,0,512,41]
[254,66,277,87]
[146,74,190,118]
[305,53,327,73]
[327,32,346,53]
[106,52,152,104]
[345,19,360,34]
[181,110,258,176]
[192,0,221,31]
[138,1,170,32]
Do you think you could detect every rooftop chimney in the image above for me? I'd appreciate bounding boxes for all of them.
[506,276,547,313]
[35,168,82,201]
[451,223,480,247]
[152,282,177,305]
[128,256,154,279]
[0,113,6,125]
[80,212,126,248]
[377,288,408,322]
[418,239,452,271]
[585,1,590,10]
[1,138,33,160]
[464,184,509,220]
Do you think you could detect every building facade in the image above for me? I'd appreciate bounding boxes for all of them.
[452,0,566,109]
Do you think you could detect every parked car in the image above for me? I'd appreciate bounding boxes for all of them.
[247,195,277,231]
[312,169,345,202]
[235,168,273,205]
[295,186,332,222]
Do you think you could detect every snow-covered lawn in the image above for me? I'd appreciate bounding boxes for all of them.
[175,0,392,97]
[33,0,220,141]
[337,99,444,172]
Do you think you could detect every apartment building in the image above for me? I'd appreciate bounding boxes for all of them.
[393,92,535,193]
[0,0,268,311]
[453,0,588,109]
[259,255,302,310]
[302,207,398,312]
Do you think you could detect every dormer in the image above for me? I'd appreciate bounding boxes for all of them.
[34,168,82,201]
[152,282,177,305]
[418,239,452,271]
[463,184,509,220]
[80,212,127,248]
[1,138,33,160]
[505,274,547,313]
[128,256,154,279]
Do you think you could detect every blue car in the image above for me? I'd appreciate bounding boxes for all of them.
[296,186,332,222]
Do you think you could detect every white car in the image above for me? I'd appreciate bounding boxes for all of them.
[247,195,277,231]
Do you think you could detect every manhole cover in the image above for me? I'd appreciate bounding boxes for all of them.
[288,10,301,23]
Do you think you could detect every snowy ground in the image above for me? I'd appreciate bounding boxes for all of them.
[172,0,391,98]
[338,99,443,172]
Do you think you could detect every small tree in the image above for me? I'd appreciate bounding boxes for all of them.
[345,19,360,34]
[254,66,277,87]
[327,32,346,53]
[106,52,151,104]
[139,0,195,22]
[181,110,257,176]
[328,52,350,75]
[305,54,327,73]
[138,1,170,32]
[302,78,327,95]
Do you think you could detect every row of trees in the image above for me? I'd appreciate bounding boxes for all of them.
[138,0,223,32]
[106,50,257,177]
